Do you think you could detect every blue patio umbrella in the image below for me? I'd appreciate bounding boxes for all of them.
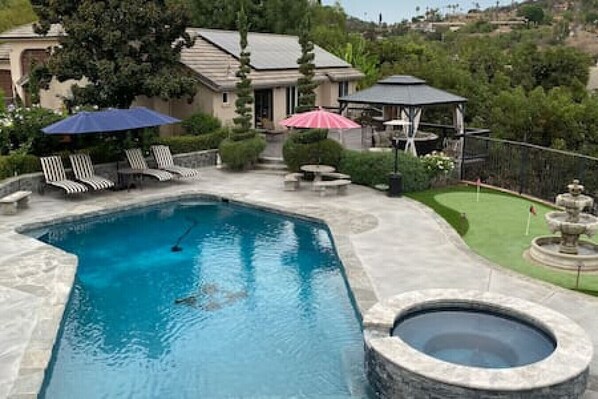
[42,107,180,134]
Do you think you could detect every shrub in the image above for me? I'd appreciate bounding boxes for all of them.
[219,136,266,171]
[0,153,40,180]
[282,135,343,171]
[0,106,65,156]
[339,150,430,193]
[420,151,455,178]
[181,112,222,135]
[155,129,228,154]
[291,128,328,144]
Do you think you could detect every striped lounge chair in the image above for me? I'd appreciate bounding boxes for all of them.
[40,156,88,195]
[150,145,199,178]
[69,153,115,191]
[124,148,173,181]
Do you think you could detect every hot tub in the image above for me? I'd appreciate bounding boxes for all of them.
[364,290,592,398]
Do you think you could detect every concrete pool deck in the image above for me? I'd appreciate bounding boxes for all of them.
[1,167,598,398]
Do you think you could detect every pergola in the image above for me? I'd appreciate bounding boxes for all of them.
[338,75,468,156]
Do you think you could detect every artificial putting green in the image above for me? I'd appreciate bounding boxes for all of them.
[407,185,598,295]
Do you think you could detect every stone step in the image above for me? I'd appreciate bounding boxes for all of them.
[258,156,285,165]
[254,162,288,173]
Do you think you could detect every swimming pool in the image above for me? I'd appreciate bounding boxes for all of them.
[32,200,368,398]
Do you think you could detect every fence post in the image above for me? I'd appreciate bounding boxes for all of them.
[518,136,529,195]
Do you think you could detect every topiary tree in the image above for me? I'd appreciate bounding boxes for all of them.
[31,0,198,108]
[232,5,254,136]
[219,5,265,170]
[295,13,317,113]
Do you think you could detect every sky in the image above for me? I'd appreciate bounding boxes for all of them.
[322,0,519,23]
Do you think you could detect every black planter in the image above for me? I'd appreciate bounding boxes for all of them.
[388,173,402,197]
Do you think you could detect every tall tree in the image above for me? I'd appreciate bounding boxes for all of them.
[233,5,254,135]
[295,13,317,113]
[31,0,197,108]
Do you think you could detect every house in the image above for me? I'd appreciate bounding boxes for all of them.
[0,24,363,132]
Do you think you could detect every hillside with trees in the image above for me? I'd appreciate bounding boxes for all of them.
[0,0,36,33]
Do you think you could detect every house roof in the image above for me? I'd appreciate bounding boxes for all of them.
[195,29,350,70]
[0,24,64,40]
[0,24,363,91]
[339,75,467,107]
[183,29,363,91]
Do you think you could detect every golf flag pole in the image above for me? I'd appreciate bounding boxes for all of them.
[526,205,537,236]
[476,177,481,202]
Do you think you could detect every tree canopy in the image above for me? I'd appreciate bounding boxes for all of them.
[188,0,309,35]
[31,0,198,108]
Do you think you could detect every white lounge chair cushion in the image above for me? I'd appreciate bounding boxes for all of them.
[150,145,199,178]
[125,149,173,181]
[69,154,115,190]
[40,156,88,194]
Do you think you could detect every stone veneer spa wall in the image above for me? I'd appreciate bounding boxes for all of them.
[363,289,593,399]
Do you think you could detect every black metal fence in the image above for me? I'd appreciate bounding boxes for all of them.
[462,135,598,203]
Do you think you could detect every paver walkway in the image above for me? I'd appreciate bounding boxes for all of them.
[1,168,597,397]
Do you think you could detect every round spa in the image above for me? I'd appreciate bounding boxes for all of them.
[363,290,593,399]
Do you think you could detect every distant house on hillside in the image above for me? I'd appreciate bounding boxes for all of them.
[0,24,363,132]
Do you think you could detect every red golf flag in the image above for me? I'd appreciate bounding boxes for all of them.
[529,205,537,216]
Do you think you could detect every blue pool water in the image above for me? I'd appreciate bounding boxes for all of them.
[33,200,368,398]
[392,308,556,369]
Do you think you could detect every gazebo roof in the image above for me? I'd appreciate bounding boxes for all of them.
[339,75,467,107]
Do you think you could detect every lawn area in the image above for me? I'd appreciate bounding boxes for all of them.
[407,185,598,295]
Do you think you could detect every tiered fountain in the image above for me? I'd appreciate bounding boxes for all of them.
[529,179,598,270]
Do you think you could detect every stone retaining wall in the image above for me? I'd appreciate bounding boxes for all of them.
[0,149,218,197]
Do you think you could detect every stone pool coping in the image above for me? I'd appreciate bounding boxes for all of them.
[364,289,593,392]
[1,188,379,398]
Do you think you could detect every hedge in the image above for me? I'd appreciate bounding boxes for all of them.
[282,135,344,171]
[181,112,222,135]
[219,136,266,171]
[339,150,430,193]
[0,154,40,180]
[155,129,228,154]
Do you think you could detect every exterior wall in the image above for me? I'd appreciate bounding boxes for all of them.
[7,39,55,102]
[271,87,287,129]
[212,90,239,128]
[39,77,78,110]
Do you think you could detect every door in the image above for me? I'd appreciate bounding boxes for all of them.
[254,89,273,128]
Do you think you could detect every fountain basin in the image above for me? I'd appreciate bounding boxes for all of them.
[529,236,598,271]
[364,290,592,399]
[545,211,598,236]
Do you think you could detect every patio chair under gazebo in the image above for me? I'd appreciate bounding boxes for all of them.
[338,75,467,156]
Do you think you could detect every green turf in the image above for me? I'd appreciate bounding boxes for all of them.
[407,185,598,295]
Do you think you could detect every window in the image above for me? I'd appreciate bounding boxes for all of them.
[286,86,298,115]
[338,81,349,98]
[222,92,229,104]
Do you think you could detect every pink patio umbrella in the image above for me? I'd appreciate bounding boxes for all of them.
[279,108,360,145]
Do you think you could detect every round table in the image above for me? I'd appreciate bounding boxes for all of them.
[300,164,335,182]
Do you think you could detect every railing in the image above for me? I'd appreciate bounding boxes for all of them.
[461,135,598,203]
